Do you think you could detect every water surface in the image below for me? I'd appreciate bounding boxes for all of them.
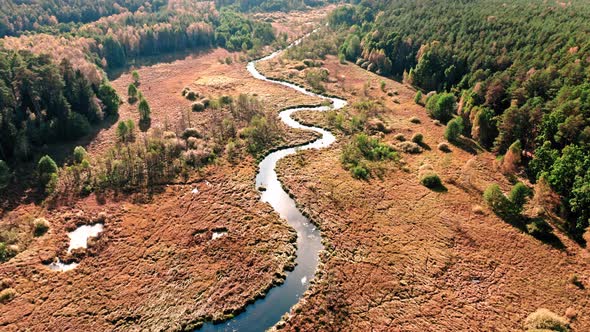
[47,223,104,272]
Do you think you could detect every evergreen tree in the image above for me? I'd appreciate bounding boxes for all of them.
[128,83,138,103]
[73,146,87,164]
[138,98,151,123]
[98,83,120,116]
[37,155,58,188]
[132,71,140,85]
[426,93,455,123]
[510,182,531,214]
[445,117,464,142]
[414,91,422,105]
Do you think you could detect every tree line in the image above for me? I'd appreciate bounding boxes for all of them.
[214,0,330,12]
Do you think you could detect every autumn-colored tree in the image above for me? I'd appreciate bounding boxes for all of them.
[501,140,522,175]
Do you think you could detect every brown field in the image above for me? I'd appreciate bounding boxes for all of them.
[257,55,590,330]
[88,47,321,156]
[2,5,589,332]
[0,9,328,331]
[254,5,337,40]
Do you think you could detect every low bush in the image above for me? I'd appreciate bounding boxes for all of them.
[411,133,424,144]
[524,308,569,332]
[367,119,389,133]
[186,91,198,101]
[341,134,397,178]
[38,155,58,189]
[0,242,16,262]
[409,116,421,124]
[396,141,422,154]
[425,92,455,123]
[0,288,15,304]
[73,146,87,164]
[183,149,211,167]
[472,205,485,215]
[568,274,584,289]
[182,128,201,139]
[33,218,49,237]
[445,117,464,142]
[421,173,442,189]
[226,139,238,162]
[351,164,369,179]
[116,120,135,143]
[162,131,176,139]
[510,182,531,213]
[414,91,423,105]
[219,95,233,105]
[483,184,515,219]
[192,102,205,112]
[187,137,200,149]
[138,98,151,124]
[127,83,138,104]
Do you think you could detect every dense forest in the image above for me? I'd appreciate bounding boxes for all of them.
[0,0,166,37]
[0,50,118,162]
[2,1,276,72]
[0,0,327,37]
[329,0,590,239]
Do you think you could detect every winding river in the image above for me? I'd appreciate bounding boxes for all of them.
[199,32,346,331]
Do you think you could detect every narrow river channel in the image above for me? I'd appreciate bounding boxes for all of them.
[199,31,346,331]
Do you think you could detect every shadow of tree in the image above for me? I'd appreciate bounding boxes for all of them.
[418,141,431,151]
[451,136,484,155]
[139,118,151,132]
[490,207,565,250]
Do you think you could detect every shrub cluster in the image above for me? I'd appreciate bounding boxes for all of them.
[483,183,529,220]
[420,173,442,189]
[341,133,398,179]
